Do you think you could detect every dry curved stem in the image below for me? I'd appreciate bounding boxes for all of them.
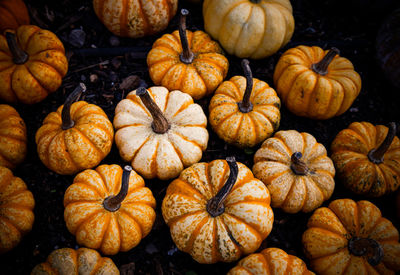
[238,59,254,113]
[61,83,86,130]
[368,122,397,164]
[311,47,340,76]
[103,166,132,212]
[5,32,28,64]
[290,152,310,175]
[348,237,384,266]
[179,9,194,64]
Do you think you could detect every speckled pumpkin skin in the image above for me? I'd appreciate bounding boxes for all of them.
[302,199,400,275]
[0,105,27,169]
[0,25,68,104]
[162,159,274,264]
[35,101,114,175]
[147,30,229,100]
[0,166,34,254]
[31,247,119,275]
[0,0,30,33]
[209,76,280,148]
[228,247,315,275]
[273,45,362,119]
[64,164,156,255]
[253,130,335,213]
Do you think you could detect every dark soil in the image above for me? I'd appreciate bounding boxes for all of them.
[1,0,400,274]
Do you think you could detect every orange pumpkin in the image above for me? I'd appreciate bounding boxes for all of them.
[302,199,400,274]
[31,247,119,274]
[209,59,280,148]
[35,84,114,175]
[0,166,34,254]
[0,104,27,169]
[162,157,274,264]
[0,0,30,33]
[93,0,178,38]
[273,46,362,119]
[331,122,400,197]
[0,25,68,104]
[147,9,229,100]
[228,247,315,275]
[64,165,156,255]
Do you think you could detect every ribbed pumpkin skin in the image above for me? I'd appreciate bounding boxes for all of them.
[93,0,177,38]
[0,105,27,169]
[162,159,274,264]
[228,247,315,275]
[0,166,34,254]
[203,0,294,59]
[0,0,30,33]
[35,101,114,175]
[114,87,209,180]
[147,30,229,100]
[273,45,362,119]
[209,76,280,148]
[31,247,119,275]
[331,122,400,197]
[253,130,335,213]
[0,25,68,104]
[302,199,400,275]
[64,165,156,255]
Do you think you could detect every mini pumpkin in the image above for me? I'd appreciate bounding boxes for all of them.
[209,59,280,148]
[302,199,400,274]
[228,247,315,275]
[114,86,208,180]
[0,166,34,254]
[273,46,362,120]
[31,247,119,274]
[331,122,400,197]
[162,157,274,264]
[0,104,27,169]
[147,9,229,100]
[35,84,114,175]
[0,25,68,104]
[253,130,335,213]
[0,0,29,33]
[203,0,294,59]
[64,164,156,255]
[93,0,177,38]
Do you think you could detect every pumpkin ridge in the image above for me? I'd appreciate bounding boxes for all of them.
[73,209,104,236]
[225,200,270,208]
[364,217,385,239]
[282,68,310,103]
[75,121,113,141]
[0,130,26,143]
[211,217,220,262]
[218,218,241,252]
[71,127,105,157]
[95,169,114,194]
[129,135,152,163]
[8,65,18,101]
[171,129,203,150]
[48,131,75,170]
[97,213,112,251]
[167,209,204,227]
[151,140,159,177]
[217,1,248,43]
[223,212,262,241]
[71,103,104,122]
[21,28,42,52]
[119,0,128,37]
[377,165,392,194]
[28,58,64,78]
[167,139,185,165]
[119,206,148,237]
[380,163,400,186]
[24,62,54,93]
[185,215,210,253]
[279,176,300,209]
[0,189,32,204]
[194,55,224,73]
[214,111,238,132]
[251,5,268,57]
[0,214,21,233]
[137,0,150,35]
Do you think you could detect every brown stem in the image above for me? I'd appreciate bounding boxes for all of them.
[368,122,397,164]
[237,59,254,113]
[136,87,170,134]
[61,83,86,130]
[5,32,29,64]
[103,166,132,212]
[179,9,194,64]
[290,152,310,175]
[250,0,262,3]
[311,47,340,76]
[348,237,384,266]
[206,157,238,217]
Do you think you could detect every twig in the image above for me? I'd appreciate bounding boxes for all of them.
[68,60,109,74]
[68,46,150,58]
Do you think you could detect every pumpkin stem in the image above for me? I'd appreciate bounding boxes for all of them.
[348,237,384,266]
[238,59,254,113]
[61,83,86,130]
[311,47,340,76]
[206,157,239,217]
[103,166,132,212]
[290,152,310,175]
[5,32,29,64]
[368,122,397,164]
[179,9,195,64]
[136,87,170,134]
[250,0,262,3]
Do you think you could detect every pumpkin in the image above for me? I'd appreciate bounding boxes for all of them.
[0,0,29,33]
[273,46,362,120]
[147,9,229,100]
[253,130,335,213]
[31,247,119,274]
[331,122,400,197]
[228,247,315,275]
[209,59,280,148]
[0,104,27,169]
[35,84,114,175]
[0,166,34,254]
[114,86,208,180]
[64,164,156,255]
[203,0,294,59]
[0,25,68,104]
[162,157,274,264]
[93,0,178,38]
[302,199,400,274]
